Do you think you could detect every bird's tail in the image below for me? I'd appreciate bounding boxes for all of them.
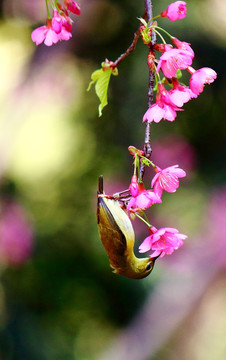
[98,175,104,194]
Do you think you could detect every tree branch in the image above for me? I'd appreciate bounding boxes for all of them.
[112,28,140,68]
[140,0,156,181]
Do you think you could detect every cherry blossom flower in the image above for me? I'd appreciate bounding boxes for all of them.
[61,12,73,33]
[129,175,139,197]
[161,1,187,22]
[143,101,177,123]
[143,83,181,123]
[168,86,194,106]
[171,37,194,58]
[127,182,161,211]
[52,10,63,34]
[31,19,59,46]
[156,45,193,78]
[31,10,73,46]
[139,226,187,257]
[53,9,73,40]
[64,0,81,15]
[189,67,217,95]
[0,202,33,266]
[151,165,186,197]
[168,79,196,107]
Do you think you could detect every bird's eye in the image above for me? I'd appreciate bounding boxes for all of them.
[146,263,152,271]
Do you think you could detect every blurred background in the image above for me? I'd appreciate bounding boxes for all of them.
[0,0,225,359]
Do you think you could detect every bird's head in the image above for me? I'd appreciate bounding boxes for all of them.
[113,256,156,279]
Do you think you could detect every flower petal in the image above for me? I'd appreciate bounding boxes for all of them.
[139,236,152,253]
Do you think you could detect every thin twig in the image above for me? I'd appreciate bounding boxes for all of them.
[112,28,140,68]
[111,10,148,68]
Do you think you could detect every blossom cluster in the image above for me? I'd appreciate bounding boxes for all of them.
[123,1,216,259]
[127,146,187,258]
[141,2,217,124]
[31,0,80,46]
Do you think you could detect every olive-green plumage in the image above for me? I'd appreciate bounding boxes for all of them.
[97,176,155,279]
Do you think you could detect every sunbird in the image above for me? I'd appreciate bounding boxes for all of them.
[97,176,156,279]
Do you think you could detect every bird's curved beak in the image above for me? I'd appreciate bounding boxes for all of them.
[150,252,162,263]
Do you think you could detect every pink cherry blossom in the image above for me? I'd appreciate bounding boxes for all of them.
[31,12,72,47]
[143,102,177,123]
[139,226,187,257]
[31,20,59,46]
[53,10,73,40]
[161,1,187,22]
[59,10,73,33]
[127,183,161,211]
[168,86,194,106]
[151,165,186,197]
[158,82,178,106]
[64,0,81,15]
[168,79,196,107]
[129,175,139,197]
[143,83,181,123]
[52,10,63,34]
[189,67,217,95]
[58,27,72,41]
[157,45,193,78]
[171,37,194,58]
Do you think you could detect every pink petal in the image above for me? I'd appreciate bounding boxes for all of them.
[163,227,180,233]
[161,60,178,78]
[163,104,178,121]
[52,15,62,34]
[44,28,59,46]
[65,0,81,15]
[139,236,152,253]
[135,193,153,209]
[143,104,165,123]
[159,49,193,78]
[150,250,164,258]
[190,67,217,95]
[129,175,139,197]
[171,37,194,57]
[58,27,72,41]
[152,229,166,240]
[168,88,192,107]
[126,197,136,210]
[168,165,186,177]
[153,182,163,197]
[166,1,187,22]
[151,172,160,188]
[159,174,179,192]
[31,26,47,45]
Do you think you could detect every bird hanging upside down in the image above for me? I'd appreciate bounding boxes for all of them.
[97,175,157,279]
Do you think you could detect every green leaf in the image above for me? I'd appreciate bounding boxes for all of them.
[176,69,182,79]
[140,157,151,166]
[87,66,118,117]
[137,17,147,27]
